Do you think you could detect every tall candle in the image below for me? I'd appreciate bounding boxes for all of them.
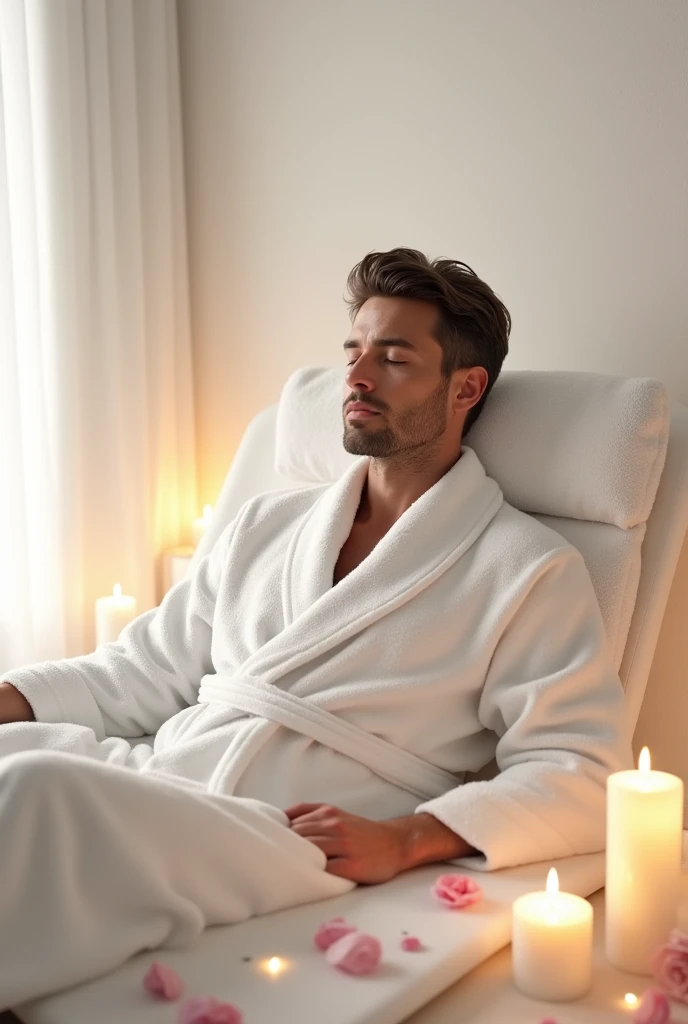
[606,747,683,974]
[95,583,137,646]
[512,868,593,1001]
[192,504,213,548]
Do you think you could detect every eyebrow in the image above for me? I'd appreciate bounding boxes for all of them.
[343,337,418,351]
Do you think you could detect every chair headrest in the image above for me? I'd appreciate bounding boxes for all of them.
[275,367,669,530]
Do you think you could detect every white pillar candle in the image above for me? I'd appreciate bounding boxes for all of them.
[95,583,137,646]
[606,747,684,974]
[512,868,593,1001]
[191,504,213,548]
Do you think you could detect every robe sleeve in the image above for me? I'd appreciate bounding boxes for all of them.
[2,519,236,740]
[414,546,634,871]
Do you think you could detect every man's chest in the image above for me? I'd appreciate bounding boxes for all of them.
[332,525,386,586]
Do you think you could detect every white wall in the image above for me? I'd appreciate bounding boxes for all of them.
[177,0,688,772]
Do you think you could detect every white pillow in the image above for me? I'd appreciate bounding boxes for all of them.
[275,366,669,530]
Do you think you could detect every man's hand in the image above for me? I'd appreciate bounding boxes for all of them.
[285,803,476,884]
[0,682,35,724]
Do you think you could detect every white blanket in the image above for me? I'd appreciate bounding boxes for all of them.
[0,745,353,1007]
[5,447,632,871]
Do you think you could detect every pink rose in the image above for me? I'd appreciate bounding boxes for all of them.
[400,936,423,952]
[326,932,382,975]
[178,996,243,1024]
[432,874,483,909]
[668,928,688,954]
[633,987,671,1024]
[143,961,184,1000]
[313,916,358,950]
[653,935,688,1004]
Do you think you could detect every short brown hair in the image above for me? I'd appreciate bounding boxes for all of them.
[345,247,511,432]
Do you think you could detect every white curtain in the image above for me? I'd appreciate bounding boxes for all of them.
[0,0,197,672]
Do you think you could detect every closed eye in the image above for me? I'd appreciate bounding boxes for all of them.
[346,358,406,366]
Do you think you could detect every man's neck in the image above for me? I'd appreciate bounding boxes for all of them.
[357,448,463,528]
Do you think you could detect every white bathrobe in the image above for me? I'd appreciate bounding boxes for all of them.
[0,448,631,1007]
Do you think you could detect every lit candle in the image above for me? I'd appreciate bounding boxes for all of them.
[512,868,593,1000]
[606,747,684,974]
[191,504,213,548]
[95,583,137,646]
[257,956,290,979]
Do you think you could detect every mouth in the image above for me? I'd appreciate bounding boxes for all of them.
[345,402,383,419]
[346,407,381,420]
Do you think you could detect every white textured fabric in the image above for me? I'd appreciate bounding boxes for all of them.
[532,515,646,670]
[0,0,196,674]
[273,365,669,672]
[5,448,631,885]
[275,366,354,482]
[468,371,668,530]
[0,741,350,1008]
[275,367,669,529]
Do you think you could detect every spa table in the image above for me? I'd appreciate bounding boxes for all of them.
[8,835,688,1024]
[408,834,688,1024]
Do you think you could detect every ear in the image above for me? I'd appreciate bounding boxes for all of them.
[451,367,489,415]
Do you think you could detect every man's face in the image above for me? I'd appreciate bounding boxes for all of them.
[342,296,454,458]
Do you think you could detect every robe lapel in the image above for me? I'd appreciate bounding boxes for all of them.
[281,456,370,623]
[240,447,503,688]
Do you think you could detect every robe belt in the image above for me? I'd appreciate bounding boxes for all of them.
[197,674,458,802]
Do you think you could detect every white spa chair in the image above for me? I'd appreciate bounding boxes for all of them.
[14,370,688,1024]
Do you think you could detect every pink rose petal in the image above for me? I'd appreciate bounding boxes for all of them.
[401,936,423,952]
[431,873,483,909]
[653,940,688,1004]
[143,961,184,1000]
[326,932,382,975]
[633,987,671,1024]
[178,995,243,1024]
[313,917,358,951]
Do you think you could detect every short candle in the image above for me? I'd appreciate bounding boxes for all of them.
[192,504,213,548]
[94,583,137,646]
[512,868,593,1001]
[605,747,683,974]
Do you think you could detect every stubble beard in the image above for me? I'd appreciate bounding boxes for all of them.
[342,377,451,469]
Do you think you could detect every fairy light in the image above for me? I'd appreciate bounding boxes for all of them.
[258,956,289,977]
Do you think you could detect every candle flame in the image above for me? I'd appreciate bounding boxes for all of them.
[638,747,651,773]
[546,867,559,896]
[264,956,285,976]
[203,504,213,523]
[624,992,639,1008]
[113,583,122,599]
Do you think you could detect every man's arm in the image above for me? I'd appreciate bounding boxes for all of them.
[395,812,476,867]
[413,547,633,872]
[0,682,35,724]
[1,517,238,739]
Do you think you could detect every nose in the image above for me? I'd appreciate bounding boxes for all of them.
[344,351,377,394]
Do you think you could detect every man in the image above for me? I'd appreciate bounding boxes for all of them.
[0,248,631,1008]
